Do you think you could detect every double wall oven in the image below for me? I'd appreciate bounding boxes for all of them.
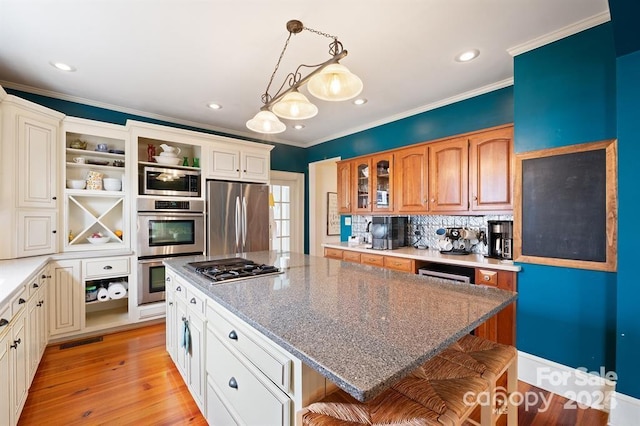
[136,198,205,305]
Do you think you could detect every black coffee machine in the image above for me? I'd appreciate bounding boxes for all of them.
[371,216,407,250]
[487,220,513,260]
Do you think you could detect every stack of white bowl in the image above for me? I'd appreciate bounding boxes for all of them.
[153,144,182,165]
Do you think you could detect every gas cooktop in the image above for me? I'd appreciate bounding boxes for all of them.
[185,258,282,283]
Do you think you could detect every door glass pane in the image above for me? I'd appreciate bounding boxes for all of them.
[281,220,290,237]
[357,163,369,209]
[269,183,293,253]
[281,186,290,202]
[376,159,390,208]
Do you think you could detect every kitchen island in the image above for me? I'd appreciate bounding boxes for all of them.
[164,251,516,411]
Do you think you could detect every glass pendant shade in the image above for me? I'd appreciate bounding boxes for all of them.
[272,91,318,120]
[307,63,363,101]
[246,110,286,134]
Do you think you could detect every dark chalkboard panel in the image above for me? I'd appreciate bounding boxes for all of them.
[514,140,617,271]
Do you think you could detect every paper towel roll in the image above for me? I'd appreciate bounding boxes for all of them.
[97,287,109,301]
[108,282,127,299]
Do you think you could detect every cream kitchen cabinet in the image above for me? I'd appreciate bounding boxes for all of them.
[27,267,49,382]
[206,141,273,183]
[0,95,64,259]
[0,321,11,425]
[49,260,82,337]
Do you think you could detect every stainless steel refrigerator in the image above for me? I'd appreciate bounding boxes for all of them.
[206,180,270,256]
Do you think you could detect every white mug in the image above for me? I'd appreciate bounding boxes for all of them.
[73,157,86,164]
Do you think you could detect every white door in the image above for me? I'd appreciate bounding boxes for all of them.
[269,171,304,253]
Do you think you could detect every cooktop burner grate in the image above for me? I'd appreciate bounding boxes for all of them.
[185,258,282,283]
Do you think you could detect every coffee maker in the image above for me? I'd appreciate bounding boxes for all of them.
[371,216,407,250]
[487,220,513,260]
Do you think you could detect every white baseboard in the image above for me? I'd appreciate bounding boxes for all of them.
[609,392,640,426]
[517,351,615,412]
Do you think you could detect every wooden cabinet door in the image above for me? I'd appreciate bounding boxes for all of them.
[395,145,429,213]
[475,269,516,346]
[17,113,58,209]
[336,160,352,213]
[469,126,514,212]
[429,137,468,212]
[353,158,372,213]
[371,153,393,213]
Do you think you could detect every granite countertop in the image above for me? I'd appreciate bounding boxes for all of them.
[322,242,521,272]
[165,251,517,402]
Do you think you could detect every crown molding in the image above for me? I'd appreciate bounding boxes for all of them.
[507,10,611,57]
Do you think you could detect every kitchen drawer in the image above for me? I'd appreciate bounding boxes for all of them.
[342,250,361,263]
[324,247,343,260]
[11,285,28,316]
[360,253,384,267]
[207,375,238,426]
[84,257,129,278]
[207,329,292,426]
[476,269,498,286]
[0,302,10,332]
[384,256,414,272]
[186,285,206,316]
[173,274,188,301]
[206,303,292,393]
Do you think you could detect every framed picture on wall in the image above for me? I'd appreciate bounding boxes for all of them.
[327,192,340,235]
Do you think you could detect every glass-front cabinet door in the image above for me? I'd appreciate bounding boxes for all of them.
[353,158,372,212]
[372,154,393,212]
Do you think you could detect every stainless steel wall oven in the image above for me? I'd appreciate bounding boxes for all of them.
[136,198,205,305]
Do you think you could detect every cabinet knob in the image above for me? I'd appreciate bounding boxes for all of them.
[228,377,238,389]
[236,169,240,172]
[430,198,435,203]
[190,297,197,304]
[103,265,113,270]
[243,169,247,173]
[39,300,44,305]
[0,319,8,327]
[33,282,39,288]
[166,276,172,282]
[11,338,21,349]
[181,316,186,322]
[168,302,173,306]
[18,298,26,305]
[52,230,57,234]
[37,301,43,307]
[176,286,182,292]
[228,330,238,340]
[41,274,47,279]
[52,196,57,200]
[483,275,490,281]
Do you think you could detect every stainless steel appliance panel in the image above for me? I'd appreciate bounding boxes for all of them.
[141,166,200,197]
[206,181,270,256]
[137,212,205,258]
[137,258,166,305]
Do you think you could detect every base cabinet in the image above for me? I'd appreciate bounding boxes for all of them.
[474,268,517,346]
[49,260,82,337]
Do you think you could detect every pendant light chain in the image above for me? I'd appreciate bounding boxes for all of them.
[262,32,294,105]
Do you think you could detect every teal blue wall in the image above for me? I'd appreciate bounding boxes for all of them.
[514,24,618,373]
[615,49,640,398]
[307,87,513,163]
[5,89,308,174]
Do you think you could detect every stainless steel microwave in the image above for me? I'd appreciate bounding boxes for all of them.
[141,166,200,197]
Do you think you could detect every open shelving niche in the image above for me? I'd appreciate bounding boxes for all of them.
[63,125,130,251]
[84,276,130,330]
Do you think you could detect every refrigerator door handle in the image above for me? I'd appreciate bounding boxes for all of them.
[242,196,247,247]
[235,196,241,251]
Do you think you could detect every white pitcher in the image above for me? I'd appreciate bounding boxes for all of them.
[160,144,181,156]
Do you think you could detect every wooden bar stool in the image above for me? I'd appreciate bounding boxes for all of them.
[301,355,492,426]
[437,334,518,426]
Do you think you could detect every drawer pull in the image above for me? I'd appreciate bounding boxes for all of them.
[228,377,238,389]
[32,282,39,288]
[11,338,22,348]
[166,276,172,282]
[228,330,238,340]
[176,286,182,292]
[37,302,43,307]
[483,275,490,281]
[190,297,197,304]
[168,302,173,306]
[18,298,26,305]
[0,319,8,327]
[181,316,187,322]
[103,265,113,270]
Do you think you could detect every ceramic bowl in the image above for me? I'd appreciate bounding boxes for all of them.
[103,178,122,191]
[87,236,110,245]
[153,155,181,165]
[66,179,86,189]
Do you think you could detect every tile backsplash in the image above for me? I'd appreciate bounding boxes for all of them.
[349,214,514,255]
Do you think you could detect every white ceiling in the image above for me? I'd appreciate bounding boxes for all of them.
[0,0,609,147]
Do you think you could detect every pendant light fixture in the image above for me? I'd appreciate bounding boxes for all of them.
[246,20,363,134]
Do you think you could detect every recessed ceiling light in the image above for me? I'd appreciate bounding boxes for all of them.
[353,98,367,106]
[455,49,480,62]
[293,124,305,130]
[50,61,76,72]
[207,103,222,110]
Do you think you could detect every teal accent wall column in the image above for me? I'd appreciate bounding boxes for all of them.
[615,49,640,398]
[513,24,617,372]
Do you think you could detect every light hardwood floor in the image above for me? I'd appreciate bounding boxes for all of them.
[18,324,609,425]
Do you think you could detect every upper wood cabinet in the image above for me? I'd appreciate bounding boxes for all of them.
[429,137,469,212]
[336,160,353,213]
[469,126,514,212]
[371,153,393,213]
[395,145,429,213]
[353,157,372,213]
[335,124,514,216]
